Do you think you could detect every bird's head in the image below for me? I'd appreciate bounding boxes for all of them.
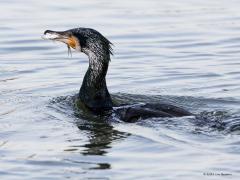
[42,28,113,57]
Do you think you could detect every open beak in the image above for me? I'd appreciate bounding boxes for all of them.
[42,30,78,56]
[42,30,69,41]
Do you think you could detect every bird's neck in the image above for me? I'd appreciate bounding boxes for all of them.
[79,51,113,112]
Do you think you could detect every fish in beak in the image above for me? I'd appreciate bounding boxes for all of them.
[42,30,79,56]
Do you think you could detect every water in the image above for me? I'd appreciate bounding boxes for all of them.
[1,0,240,179]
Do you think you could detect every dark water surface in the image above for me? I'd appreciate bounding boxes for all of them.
[1,0,240,179]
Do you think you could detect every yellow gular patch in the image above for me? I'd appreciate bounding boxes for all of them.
[67,36,77,49]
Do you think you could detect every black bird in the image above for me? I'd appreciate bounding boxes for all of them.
[42,27,193,122]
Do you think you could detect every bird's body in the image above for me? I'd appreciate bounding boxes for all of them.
[43,27,193,122]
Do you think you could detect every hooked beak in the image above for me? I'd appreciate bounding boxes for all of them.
[42,30,69,42]
[42,30,79,56]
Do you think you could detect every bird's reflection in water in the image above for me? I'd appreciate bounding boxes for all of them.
[73,110,129,170]
[52,95,129,170]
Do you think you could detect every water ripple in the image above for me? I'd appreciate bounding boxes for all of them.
[1,0,240,179]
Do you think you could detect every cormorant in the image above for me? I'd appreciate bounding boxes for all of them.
[42,28,193,122]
